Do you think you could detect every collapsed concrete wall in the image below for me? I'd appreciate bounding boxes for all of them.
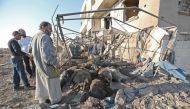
[101,0,190,74]
[79,0,190,73]
[114,33,138,63]
[98,0,161,63]
[111,26,177,65]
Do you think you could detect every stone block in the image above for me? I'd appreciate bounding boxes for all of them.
[138,86,158,96]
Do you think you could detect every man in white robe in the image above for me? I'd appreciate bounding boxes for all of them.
[30,21,62,104]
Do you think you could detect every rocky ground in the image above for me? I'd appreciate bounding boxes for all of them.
[0,48,37,109]
[1,48,190,109]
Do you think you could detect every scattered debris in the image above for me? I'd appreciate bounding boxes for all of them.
[1,5,190,108]
[156,61,190,83]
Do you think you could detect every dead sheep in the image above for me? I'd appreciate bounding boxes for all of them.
[98,67,112,86]
[72,69,92,91]
[89,79,113,99]
[60,67,92,91]
[98,67,128,84]
[109,68,128,83]
[60,69,75,89]
[60,66,77,89]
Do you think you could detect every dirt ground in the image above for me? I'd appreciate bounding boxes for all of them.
[0,49,37,109]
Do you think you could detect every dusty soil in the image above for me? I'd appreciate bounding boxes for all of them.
[0,48,37,109]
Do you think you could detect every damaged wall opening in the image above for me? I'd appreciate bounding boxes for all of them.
[178,0,190,16]
[104,14,111,29]
[123,0,139,21]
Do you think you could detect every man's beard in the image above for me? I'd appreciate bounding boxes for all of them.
[47,32,51,36]
[45,30,51,36]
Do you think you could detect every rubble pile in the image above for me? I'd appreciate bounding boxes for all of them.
[43,55,190,109]
[28,25,190,108]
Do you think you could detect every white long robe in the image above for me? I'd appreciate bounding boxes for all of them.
[30,31,62,104]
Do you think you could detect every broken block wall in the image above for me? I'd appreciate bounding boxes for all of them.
[111,0,160,33]
[115,34,138,63]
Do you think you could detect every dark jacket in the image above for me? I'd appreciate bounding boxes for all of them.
[8,38,27,57]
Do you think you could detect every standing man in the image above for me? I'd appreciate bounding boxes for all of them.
[30,21,62,104]
[18,29,35,78]
[8,31,33,91]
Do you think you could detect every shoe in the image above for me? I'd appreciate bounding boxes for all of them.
[24,86,36,90]
[45,99,51,104]
[13,87,21,91]
[39,99,51,104]
[30,74,35,78]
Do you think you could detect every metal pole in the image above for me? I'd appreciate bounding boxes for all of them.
[61,27,93,38]
[57,7,136,17]
[57,16,72,65]
[112,17,160,44]
[51,5,59,54]
[57,6,176,26]
[63,17,106,21]
[112,17,142,31]
[56,26,59,54]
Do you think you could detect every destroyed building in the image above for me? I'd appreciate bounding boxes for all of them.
[80,0,190,72]
[3,0,189,108]
[31,0,190,108]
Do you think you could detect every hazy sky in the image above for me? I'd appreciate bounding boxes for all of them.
[0,0,83,48]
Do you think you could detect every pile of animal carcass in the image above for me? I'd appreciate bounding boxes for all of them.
[49,53,189,109]
[58,54,135,108]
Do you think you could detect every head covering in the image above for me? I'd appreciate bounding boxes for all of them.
[39,21,51,30]
[18,29,26,34]
[12,31,20,36]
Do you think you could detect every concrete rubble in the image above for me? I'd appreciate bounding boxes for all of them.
[27,56,190,109]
